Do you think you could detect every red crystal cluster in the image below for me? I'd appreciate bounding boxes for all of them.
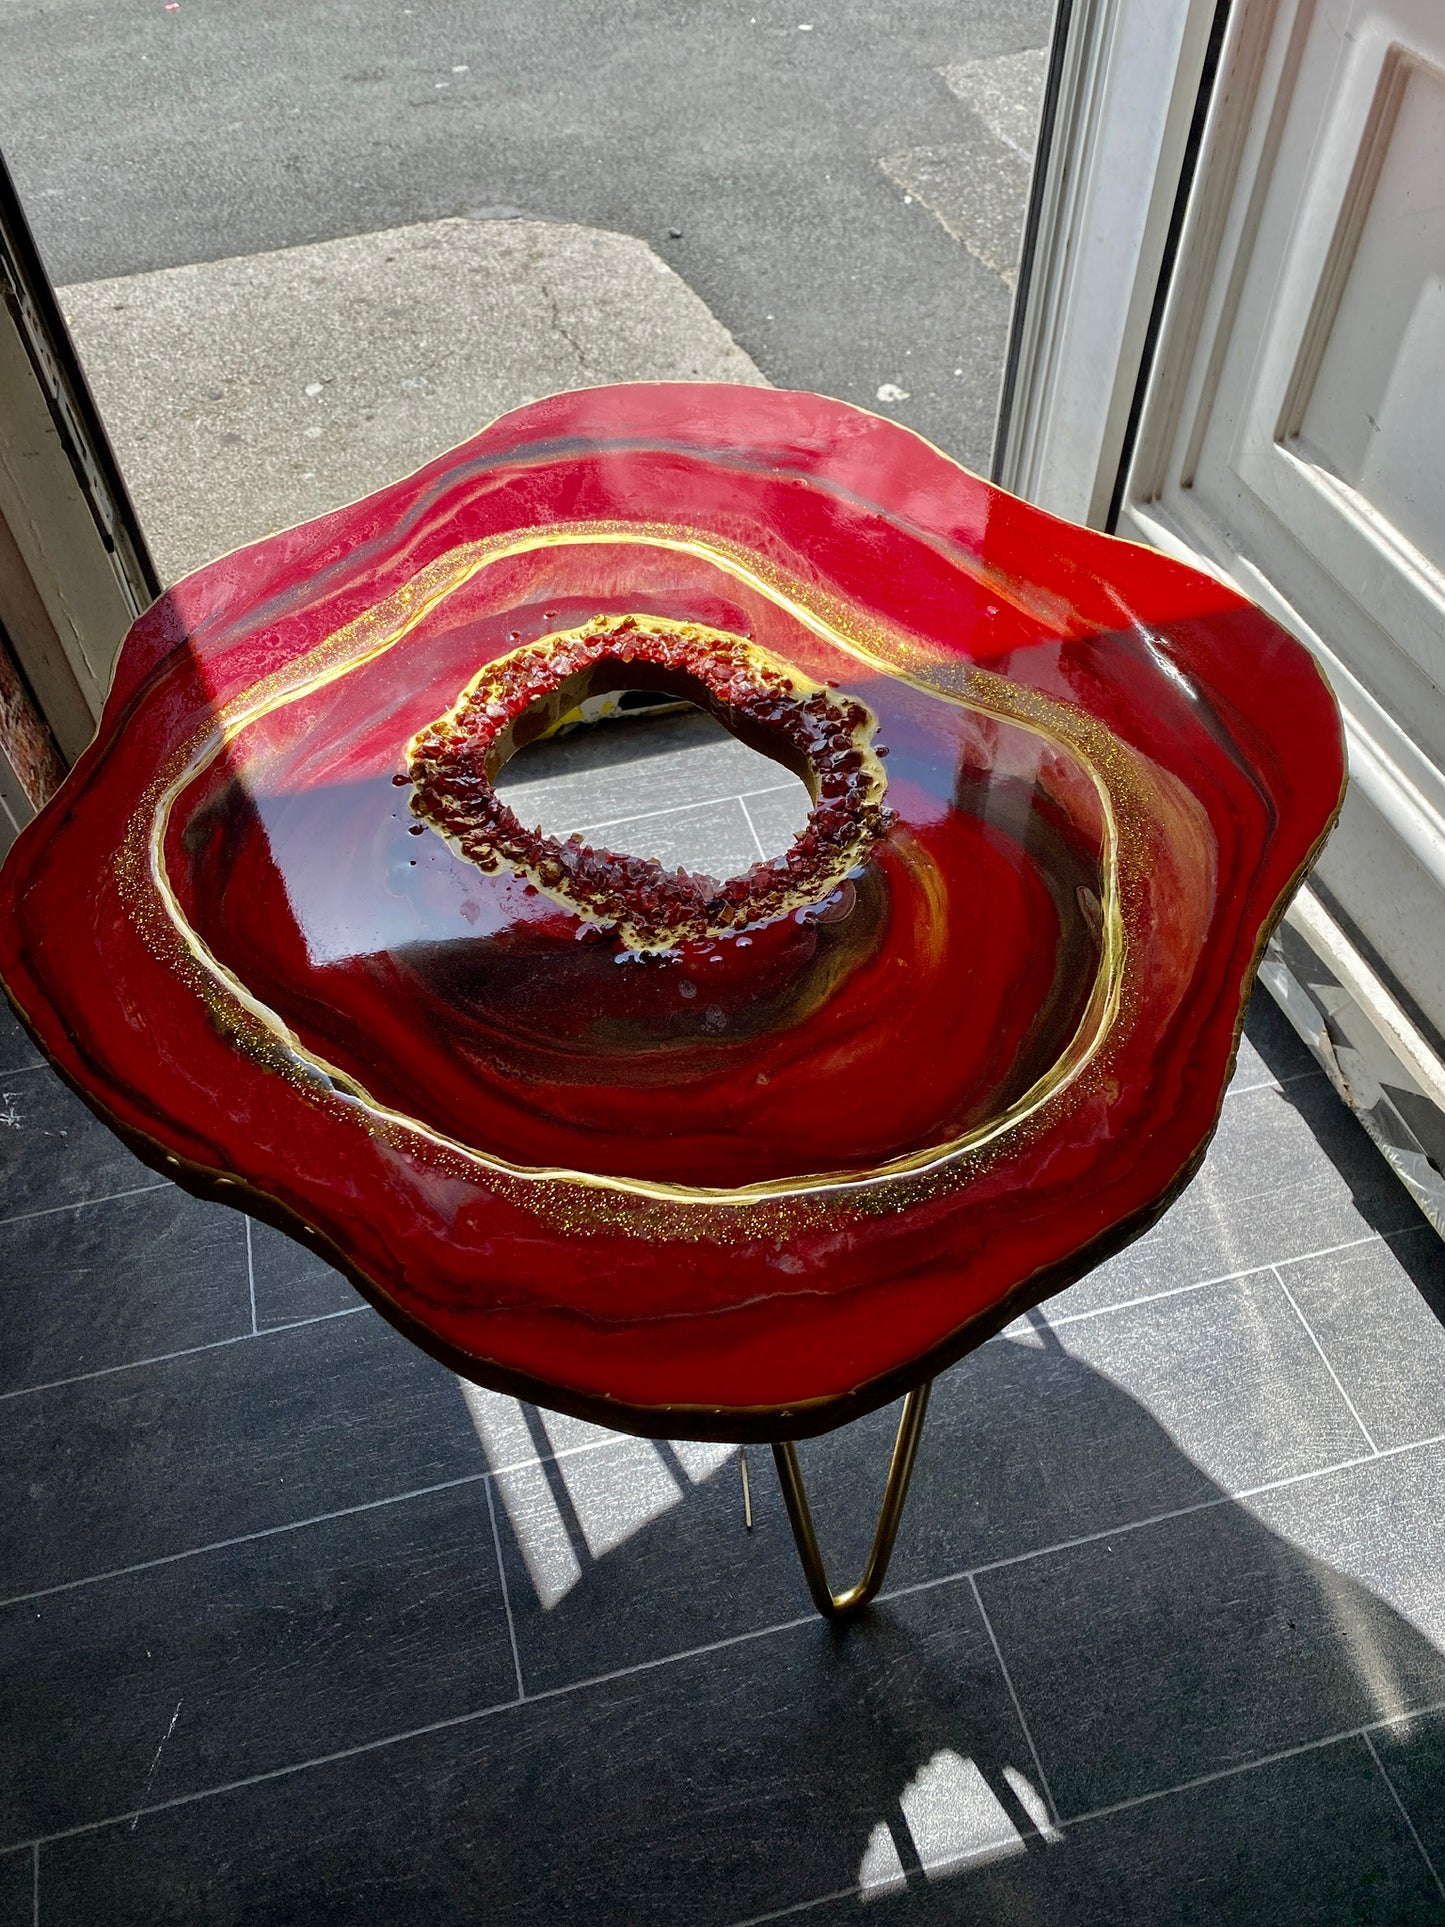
[406,614,891,951]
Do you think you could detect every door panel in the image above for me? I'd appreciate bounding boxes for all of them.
[1289,51,1445,585]
[1118,0,1445,1057]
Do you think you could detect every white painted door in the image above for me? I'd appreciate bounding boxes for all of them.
[1121,0,1445,1025]
[1002,0,1445,1223]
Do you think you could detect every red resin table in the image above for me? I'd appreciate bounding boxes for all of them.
[0,385,1345,1616]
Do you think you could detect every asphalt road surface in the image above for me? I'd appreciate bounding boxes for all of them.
[0,0,1051,471]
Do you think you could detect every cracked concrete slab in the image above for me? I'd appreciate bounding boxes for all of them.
[939,47,1048,158]
[58,216,765,584]
[879,45,1046,291]
[879,139,1034,290]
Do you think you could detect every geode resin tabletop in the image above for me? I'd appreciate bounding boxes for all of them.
[0,385,1345,1441]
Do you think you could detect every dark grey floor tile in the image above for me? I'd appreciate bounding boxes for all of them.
[493,1270,1363,1693]
[0,1187,250,1395]
[1245,1439,1445,1671]
[0,1064,158,1220]
[801,1273,1363,1602]
[0,1480,513,1841]
[0,1309,482,1597]
[1055,1070,1419,1319]
[0,996,41,1073]
[741,779,813,856]
[1241,982,1320,1085]
[1050,1270,1371,1485]
[569,794,762,877]
[975,1444,1445,1819]
[1225,1025,1275,1094]
[484,1322,1243,1690]
[1371,1707,1445,1896]
[1279,1229,1445,1450]
[247,1218,357,1327]
[0,1849,30,1927]
[811,1336,1217,1595]
[496,708,787,836]
[489,1418,814,1689]
[792,1736,1445,1926]
[1226,974,1318,1094]
[38,1586,1048,1927]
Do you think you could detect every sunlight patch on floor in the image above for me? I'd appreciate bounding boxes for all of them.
[860,1751,1060,1900]
[460,1381,739,1607]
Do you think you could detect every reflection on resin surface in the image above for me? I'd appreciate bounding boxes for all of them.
[166,564,1107,1189]
[0,386,1345,1434]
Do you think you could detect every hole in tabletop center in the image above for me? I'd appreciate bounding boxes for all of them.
[493,688,814,883]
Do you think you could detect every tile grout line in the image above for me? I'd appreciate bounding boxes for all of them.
[6,1374,1442,1625]
[0,1328,260,1406]
[0,1436,620,1612]
[2,1216,1411,1406]
[0,1062,48,1080]
[0,1303,370,1406]
[557,779,798,839]
[1225,1066,1320,1099]
[736,792,770,863]
[1042,1231,1387,1333]
[885,1423,1445,1603]
[724,1884,860,1927]
[7,1383,1443,1623]
[244,1219,257,1336]
[2,1699,524,1855]
[484,1476,526,1704]
[727,1704,1445,1927]
[0,1472,485,1610]
[1,1219,1393,1408]
[0,1180,172,1230]
[1,1608,821,1854]
[9,1582,1445,1865]
[260,1304,366,1333]
[1363,1730,1445,1903]
[1057,1727,1367,1830]
[1060,1697,1445,1831]
[880,1495,1229,1602]
[0,1193,1434,1623]
[968,1572,1061,1829]
[1272,1264,1379,1455]
[1048,1270,1250,1328]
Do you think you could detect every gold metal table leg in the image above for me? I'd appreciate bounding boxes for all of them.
[772,1380,932,1621]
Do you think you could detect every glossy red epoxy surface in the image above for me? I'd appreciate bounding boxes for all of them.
[0,386,1345,1437]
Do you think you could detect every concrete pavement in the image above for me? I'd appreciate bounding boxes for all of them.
[59,216,764,582]
[881,48,1047,289]
[4,0,1050,470]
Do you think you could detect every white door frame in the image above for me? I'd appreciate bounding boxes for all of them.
[0,153,157,846]
[992,0,1228,525]
[997,0,1445,1233]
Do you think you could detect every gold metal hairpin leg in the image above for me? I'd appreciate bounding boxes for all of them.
[772,1381,932,1621]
